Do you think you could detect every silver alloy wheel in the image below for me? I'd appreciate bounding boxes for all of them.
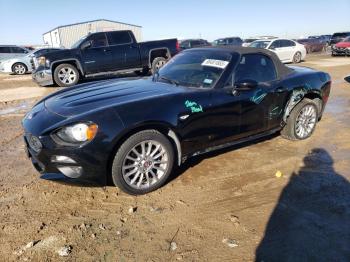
[14,64,26,74]
[294,52,301,63]
[295,105,317,138]
[58,67,77,84]
[155,60,166,70]
[122,140,169,189]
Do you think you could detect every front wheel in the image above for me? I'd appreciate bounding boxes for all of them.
[111,130,174,195]
[53,63,80,87]
[281,98,319,140]
[12,63,27,75]
[293,52,302,63]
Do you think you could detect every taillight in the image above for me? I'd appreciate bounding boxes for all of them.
[176,41,180,52]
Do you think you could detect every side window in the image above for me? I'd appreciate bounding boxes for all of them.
[234,54,277,83]
[269,40,281,49]
[282,40,295,47]
[11,47,27,53]
[89,33,108,48]
[107,31,132,45]
[0,47,12,53]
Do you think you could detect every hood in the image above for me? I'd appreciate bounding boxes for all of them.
[335,42,350,48]
[44,78,185,117]
[43,48,77,59]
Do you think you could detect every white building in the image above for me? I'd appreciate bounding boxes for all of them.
[43,19,142,48]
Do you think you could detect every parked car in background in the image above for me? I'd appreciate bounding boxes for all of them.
[309,35,331,45]
[0,45,30,61]
[22,47,331,194]
[296,38,326,53]
[0,48,62,75]
[179,39,211,50]
[213,37,243,47]
[242,38,258,47]
[330,32,350,47]
[249,39,306,63]
[32,30,179,87]
[242,36,277,47]
[331,36,350,56]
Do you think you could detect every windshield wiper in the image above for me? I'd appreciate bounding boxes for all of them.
[158,76,180,86]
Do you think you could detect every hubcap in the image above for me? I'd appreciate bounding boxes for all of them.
[58,67,77,84]
[294,53,301,63]
[122,140,169,189]
[14,64,26,74]
[295,105,317,138]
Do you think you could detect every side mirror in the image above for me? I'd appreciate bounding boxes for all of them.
[234,79,258,91]
[81,40,91,50]
[269,46,276,50]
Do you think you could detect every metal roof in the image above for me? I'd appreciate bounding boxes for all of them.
[43,19,142,35]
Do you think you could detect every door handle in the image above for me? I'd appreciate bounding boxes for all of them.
[104,48,112,53]
[276,87,287,93]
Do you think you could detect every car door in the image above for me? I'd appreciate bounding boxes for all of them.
[106,31,141,70]
[80,32,111,74]
[282,40,297,61]
[269,40,289,62]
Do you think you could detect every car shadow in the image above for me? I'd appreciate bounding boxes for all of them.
[255,148,350,261]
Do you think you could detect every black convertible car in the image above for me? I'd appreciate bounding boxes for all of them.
[22,47,331,195]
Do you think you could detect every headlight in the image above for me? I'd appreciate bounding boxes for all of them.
[38,56,50,67]
[53,123,98,145]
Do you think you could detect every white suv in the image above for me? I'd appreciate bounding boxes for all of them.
[249,39,306,63]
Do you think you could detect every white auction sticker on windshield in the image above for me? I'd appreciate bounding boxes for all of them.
[201,59,229,69]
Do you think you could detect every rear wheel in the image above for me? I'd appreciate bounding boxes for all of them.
[111,130,174,195]
[53,63,79,87]
[281,98,319,140]
[293,51,302,63]
[151,57,167,74]
[12,63,27,75]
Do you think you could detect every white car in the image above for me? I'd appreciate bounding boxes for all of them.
[0,48,61,75]
[249,39,306,63]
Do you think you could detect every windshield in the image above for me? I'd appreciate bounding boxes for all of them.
[71,35,87,48]
[157,50,233,88]
[213,39,226,46]
[249,41,271,48]
[344,36,350,42]
[244,39,257,43]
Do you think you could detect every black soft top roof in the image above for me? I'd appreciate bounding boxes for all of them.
[187,46,294,78]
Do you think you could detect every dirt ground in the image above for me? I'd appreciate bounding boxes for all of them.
[0,54,349,261]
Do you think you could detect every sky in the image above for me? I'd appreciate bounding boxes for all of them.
[0,0,349,45]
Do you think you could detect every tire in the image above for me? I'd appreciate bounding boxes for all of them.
[53,63,80,87]
[12,63,27,75]
[135,67,150,76]
[151,57,167,74]
[293,52,302,63]
[281,98,319,141]
[111,130,174,195]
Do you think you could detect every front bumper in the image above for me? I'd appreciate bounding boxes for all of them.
[32,69,54,86]
[332,47,350,55]
[23,133,107,185]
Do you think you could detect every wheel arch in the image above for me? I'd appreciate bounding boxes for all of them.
[51,59,84,76]
[148,48,171,67]
[106,122,182,182]
[11,62,28,73]
[282,88,323,123]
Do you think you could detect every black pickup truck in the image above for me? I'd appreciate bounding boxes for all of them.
[32,30,179,87]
